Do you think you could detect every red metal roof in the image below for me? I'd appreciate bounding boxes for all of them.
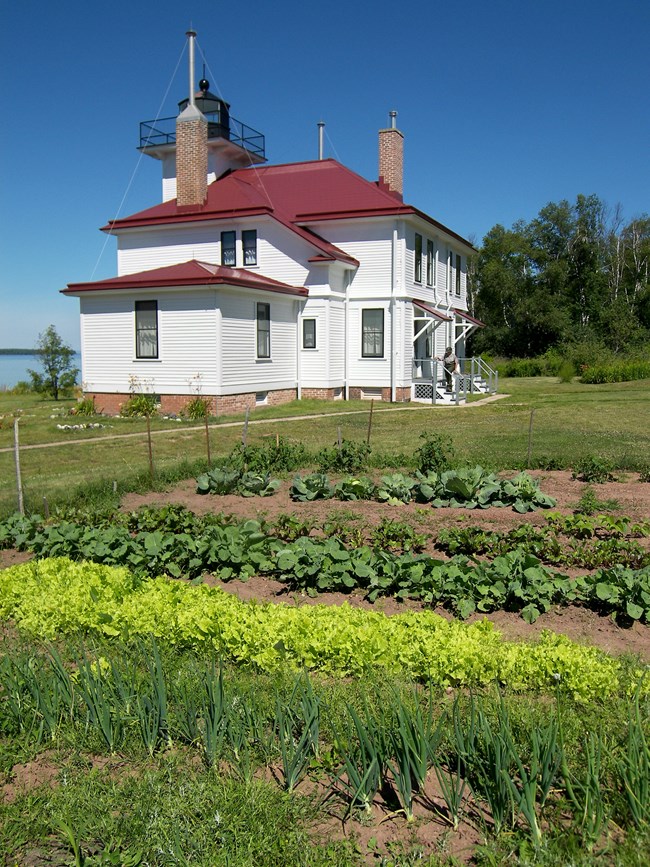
[413,300,452,321]
[62,260,308,296]
[453,307,484,328]
[103,159,474,252]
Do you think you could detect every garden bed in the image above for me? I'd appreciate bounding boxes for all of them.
[117,470,650,659]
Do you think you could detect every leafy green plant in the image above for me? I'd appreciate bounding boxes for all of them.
[270,514,314,542]
[237,471,281,498]
[199,661,228,768]
[196,466,240,495]
[228,437,309,473]
[411,470,440,503]
[316,439,371,474]
[370,518,426,554]
[180,395,211,420]
[274,674,320,792]
[500,472,557,512]
[432,466,502,509]
[557,359,575,383]
[572,456,617,483]
[333,476,375,501]
[497,699,560,847]
[414,432,455,474]
[573,485,620,514]
[2,557,629,699]
[376,473,416,505]
[70,397,98,417]
[582,565,650,622]
[616,681,650,828]
[290,473,333,502]
[119,394,158,417]
[322,515,365,548]
[334,702,386,817]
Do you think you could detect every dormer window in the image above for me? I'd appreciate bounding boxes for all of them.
[243,230,257,266]
[221,231,236,266]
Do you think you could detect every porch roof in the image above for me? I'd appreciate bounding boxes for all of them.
[414,300,453,321]
[453,307,484,328]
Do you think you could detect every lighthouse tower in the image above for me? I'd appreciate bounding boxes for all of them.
[138,30,266,204]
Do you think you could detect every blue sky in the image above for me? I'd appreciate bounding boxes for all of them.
[1,0,648,349]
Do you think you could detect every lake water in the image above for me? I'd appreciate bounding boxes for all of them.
[0,353,81,389]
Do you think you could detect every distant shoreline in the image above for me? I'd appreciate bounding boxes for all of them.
[0,348,38,355]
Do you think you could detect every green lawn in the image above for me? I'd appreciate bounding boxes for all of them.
[1,377,649,515]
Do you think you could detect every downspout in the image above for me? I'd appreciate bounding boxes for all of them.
[343,268,349,399]
[390,221,398,403]
[296,299,303,400]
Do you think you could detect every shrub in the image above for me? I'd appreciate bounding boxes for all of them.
[181,395,211,420]
[572,456,617,484]
[71,396,97,416]
[120,394,158,417]
[228,437,309,473]
[10,380,33,395]
[557,360,575,383]
[504,358,545,377]
[580,361,650,384]
[316,439,371,473]
[414,432,455,474]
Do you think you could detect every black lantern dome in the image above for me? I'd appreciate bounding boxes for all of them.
[178,79,230,141]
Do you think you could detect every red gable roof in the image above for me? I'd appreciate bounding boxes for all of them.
[103,159,473,252]
[62,260,308,296]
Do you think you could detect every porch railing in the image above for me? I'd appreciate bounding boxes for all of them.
[411,355,498,404]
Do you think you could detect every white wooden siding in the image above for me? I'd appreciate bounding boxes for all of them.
[306,220,395,300]
[79,291,219,394]
[218,290,297,392]
[299,303,328,387]
[347,301,391,386]
[116,218,313,288]
[117,227,219,276]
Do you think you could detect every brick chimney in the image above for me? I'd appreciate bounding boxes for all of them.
[176,105,208,208]
[176,30,207,209]
[378,110,403,200]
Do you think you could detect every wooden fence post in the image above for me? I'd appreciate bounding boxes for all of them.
[527,408,535,469]
[242,407,250,446]
[204,413,212,467]
[14,418,24,515]
[366,399,374,446]
[146,414,155,480]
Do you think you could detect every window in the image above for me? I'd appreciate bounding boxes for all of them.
[448,248,453,293]
[242,229,257,266]
[221,231,236,266]
[414,233,422,283]
[302,318,316,349]
[362,308,384,358]
[426,239,434,286]
[456,254,462,296]
[135,300,158,358]
[256,302,270,358]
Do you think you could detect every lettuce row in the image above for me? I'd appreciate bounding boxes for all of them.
[0,557,629,702]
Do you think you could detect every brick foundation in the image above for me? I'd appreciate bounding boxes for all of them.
[85,389,298,418]
[348,387,411,403]
[301,387,343,400]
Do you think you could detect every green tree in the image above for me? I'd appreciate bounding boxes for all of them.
[28,325,78,400]
[471,195,649,357]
